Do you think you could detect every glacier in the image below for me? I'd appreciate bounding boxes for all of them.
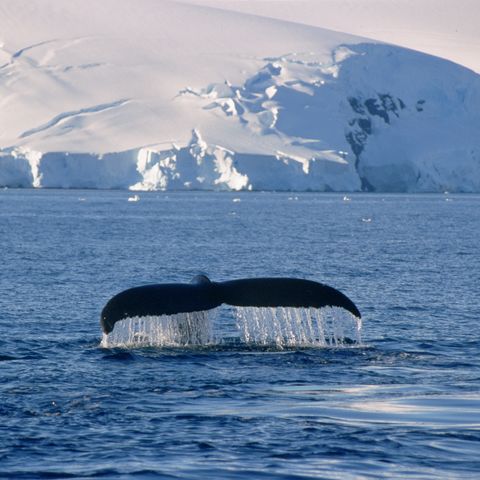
[0,0,479,192]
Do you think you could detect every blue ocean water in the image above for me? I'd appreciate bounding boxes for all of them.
[1,190,479,479]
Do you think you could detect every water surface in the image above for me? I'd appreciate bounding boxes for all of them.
[1,190,479,478]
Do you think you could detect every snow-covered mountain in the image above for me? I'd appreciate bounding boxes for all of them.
[0,0,479,191]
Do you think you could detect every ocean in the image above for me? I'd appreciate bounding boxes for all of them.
[1,190,479,479]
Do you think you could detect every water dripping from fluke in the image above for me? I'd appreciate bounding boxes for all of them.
[100,275,362,349]
[100,306,361,349]
[235,306,362,348]
[100,311,214,348]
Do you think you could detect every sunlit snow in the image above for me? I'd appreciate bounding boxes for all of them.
[0,0,479,191]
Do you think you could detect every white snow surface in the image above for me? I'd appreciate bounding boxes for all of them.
[0,0,479,192]
[195,0,480,74]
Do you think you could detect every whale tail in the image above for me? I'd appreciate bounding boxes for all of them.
[101,275,361,334]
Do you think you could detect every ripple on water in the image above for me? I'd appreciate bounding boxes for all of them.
[1,191,480,479]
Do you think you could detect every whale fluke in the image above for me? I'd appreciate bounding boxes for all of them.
[100,275,361,334]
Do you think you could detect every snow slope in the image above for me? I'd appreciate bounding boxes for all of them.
[194,0,480,74]
[0,0,479,191]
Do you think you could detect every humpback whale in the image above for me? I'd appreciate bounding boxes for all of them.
[101,275,361,335]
